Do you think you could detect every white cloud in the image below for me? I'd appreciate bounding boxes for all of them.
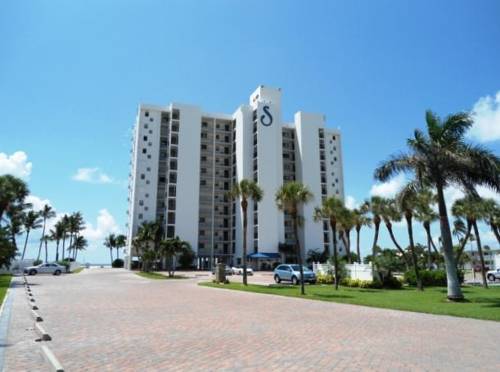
[72,167,113,184]
[469,91,500,142]
[369,174,406,198]
[0,151,32,179]
[83,209,120,241]
[345,195,359,210]
[25,195,52,212]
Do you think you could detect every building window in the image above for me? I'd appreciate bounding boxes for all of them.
[167,226,175,238]
[140,174,145,180]
[169,172,177,183]
[168,212,175,224]
[170,159,177,170]
[145,193,149,198]
[146,167,151,172]
[170,148,178,157]
[168,185,176,197]
[143,136,148,141]
[168,199,176,210]
[138,213,143,219]
[142,148,147,154]
[145,111,149,117]
[139,200,144,206]
[147,154,151,159]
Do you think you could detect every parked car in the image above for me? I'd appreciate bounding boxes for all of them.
[486,268,500,282]
[474,264,490,272]
[231,266,254,275]
[211,265,233,276]
[24,263,66,276]
[273,264,316,284]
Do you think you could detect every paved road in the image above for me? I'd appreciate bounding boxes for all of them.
[4,269,500,371]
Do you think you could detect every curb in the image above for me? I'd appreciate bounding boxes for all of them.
[41,345,64,372]
[35,321,51,341]
[31,309,43,322]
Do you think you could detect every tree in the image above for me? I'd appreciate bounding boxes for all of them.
[482,199,500,245]
[36,204,56,261]
[275,182,313,295]
[366,196,385,261]
[115,234,127,260]
[71,235,87,261]
[396,184,423,290]
[159,237,191,277]
[42,234,51,263]
[21,210,42,260]
[414,188,439,269]
[50,222,65,262]
[338,208,355,264]
[104,233,116,266]
[0,227,16,269]
[352,206,371,264]
[314,196,345,290]
[374,111,500,300]
[60,214,70,261]
[228,179,263,286]
[0,175,29,223]
[68,212,85,259]
[133,221,162,271]
[452,196,489,288]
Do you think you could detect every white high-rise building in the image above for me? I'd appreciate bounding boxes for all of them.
[125,86,344,269]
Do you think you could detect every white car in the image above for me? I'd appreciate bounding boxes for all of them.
[487,268,500,282]
[231,266,254,275]
[24,263,66,276]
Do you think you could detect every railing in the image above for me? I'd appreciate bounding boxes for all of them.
[312,262,373,281]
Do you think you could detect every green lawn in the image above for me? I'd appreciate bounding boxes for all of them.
[0,275,12,307]
[200,282,500,321]
[136,272,187,280]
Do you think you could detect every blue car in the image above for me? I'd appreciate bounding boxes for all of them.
[273,264,316,285]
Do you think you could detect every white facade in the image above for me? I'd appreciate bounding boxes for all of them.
[125,86,345,269]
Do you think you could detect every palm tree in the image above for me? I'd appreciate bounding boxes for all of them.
[21,210,42,260]
[396,184,423,290]
[60,214,70,261]
[314,196,345,290]
[338,208,355,264]
[414,188,439,269]
[5,203,25,252]
[68,212,85,259]
[275,182,313,295]
[36,204,56,261]
[42,234,51,263]
[134,221,162,271]
[482,199,500,245]
[228,179,263,285]
[104,233,116,266]
[115,234,127,260]
[0,175,29,223]
[352,205,371,264]
[50,222,65,262]
[367,196,385,261]
[452,196,488,288]
[374,111,500,300]
[71,235,87,261]
[159,237,191,277]
[452,217,473,267]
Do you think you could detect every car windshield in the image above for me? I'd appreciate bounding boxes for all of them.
[290,265,311,272]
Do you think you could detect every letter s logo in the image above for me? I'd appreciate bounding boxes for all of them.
[260,105,273,127]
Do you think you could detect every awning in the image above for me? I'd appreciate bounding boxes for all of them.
[247,252,281,259]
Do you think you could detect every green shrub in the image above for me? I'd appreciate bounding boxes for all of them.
[178,248,195,269]
[404,269,464,287]
[57,260,70,272]
[33,259,43,266]
[112,258,124,268]
[382,275,403,289]
[317,273,334,284]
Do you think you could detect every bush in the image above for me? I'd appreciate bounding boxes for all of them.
[317,273,334,284]
[382,275,403,289]
[33,259,43,266]
[178,248,195,269]
[404,269,464,287]
[57,261,70,272]
[112,258,124,268]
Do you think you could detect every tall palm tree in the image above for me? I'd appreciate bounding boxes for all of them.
[482,199,500,245]
[68,212,85,259]
[60,214,70,261]
[396,184,423,290]
[374,110,500,300]
[228,179,263,286]
[159,237,191,277]
[414,188,439,269]
[367,196,385,261]
[352,205,371,264]
[72,235,87,261]
[104,233,116,266]
[5,203,25,252]
[452,217,473,267]
[42,234,51,263]
[21,210,42,260]
[452,196,488,288]
[50,222,65,262]
[0,175,29,223]
[134,221,162,271]
[36,204,56,261]
[115,234,127,260]
[313,196,345,290]
[338,208,355,263]
[275,182,313,295]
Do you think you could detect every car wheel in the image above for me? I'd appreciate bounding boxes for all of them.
[29,269,37,276]
[54,270,61,276]
[291,276,299,285]
[274,275,281,284]
[487,274,495,282]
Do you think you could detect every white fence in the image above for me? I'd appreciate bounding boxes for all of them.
[312,262,373,281]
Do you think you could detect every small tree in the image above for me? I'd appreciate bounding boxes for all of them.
[159,237,191,277]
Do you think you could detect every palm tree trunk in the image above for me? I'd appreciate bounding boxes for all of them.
[21,229,30,260]
[385,223,410,269]
[472,221,488,288]
[371,222,380,258]
[110,248,114,266]
[38,217,47,262]
[116,247,120,260]
[44,239,48,263]
[356,227,361,263]
[423,223,433,269]
[61,234,66,261]
[331,220,339,290]
[242,200,248,286]
[436,183,463,300]
[55,240,60,262]
[36,244,42,262]
[406,215,422,291]
[292,212,305,295]
[490,221,500,245]
[345,229,352,264]
[455,221,472,267]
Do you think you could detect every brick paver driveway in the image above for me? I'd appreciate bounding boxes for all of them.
[4,268,500,371]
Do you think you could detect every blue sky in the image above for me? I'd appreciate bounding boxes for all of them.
[1,1,499,263]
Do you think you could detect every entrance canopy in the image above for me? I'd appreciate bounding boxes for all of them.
[247,252,281,259]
